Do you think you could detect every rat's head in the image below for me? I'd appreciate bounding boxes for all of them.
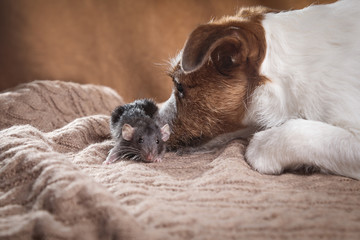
[160,7,270,149]
[119,120,170,162]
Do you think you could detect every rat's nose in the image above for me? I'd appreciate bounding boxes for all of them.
[146,153,154,162]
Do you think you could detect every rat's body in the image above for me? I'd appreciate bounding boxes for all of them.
[104,99,170,164]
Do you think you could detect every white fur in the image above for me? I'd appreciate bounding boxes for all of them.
[157,91,177,127]
[244,0,360,179]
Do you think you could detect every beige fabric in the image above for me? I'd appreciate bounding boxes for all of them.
[1,81,359,240]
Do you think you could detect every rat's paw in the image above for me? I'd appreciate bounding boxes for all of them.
[154,158,162,163]
[245,130,284,175]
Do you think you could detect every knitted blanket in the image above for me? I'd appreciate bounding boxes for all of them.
[1,81,359,240]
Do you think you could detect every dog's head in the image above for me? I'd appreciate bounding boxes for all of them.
[160,7,272,149]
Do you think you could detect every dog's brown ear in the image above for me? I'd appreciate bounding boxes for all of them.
[181,24,249,74]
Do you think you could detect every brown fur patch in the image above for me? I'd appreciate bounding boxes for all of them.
[167,6,273,149]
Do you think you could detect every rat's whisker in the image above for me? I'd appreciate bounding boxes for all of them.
[119,146,139,152]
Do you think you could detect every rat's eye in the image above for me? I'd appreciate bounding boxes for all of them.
[156,139,160,144]
[138,137,144,143]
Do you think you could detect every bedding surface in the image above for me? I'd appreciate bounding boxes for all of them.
[0,81,359,240]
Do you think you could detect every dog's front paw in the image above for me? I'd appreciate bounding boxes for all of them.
[245,130,284,175]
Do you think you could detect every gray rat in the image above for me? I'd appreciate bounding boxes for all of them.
[104,99,170,164]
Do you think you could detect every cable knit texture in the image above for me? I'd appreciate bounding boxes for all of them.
[0,80,359,240]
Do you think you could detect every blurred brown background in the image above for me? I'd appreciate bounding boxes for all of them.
[0,0,335,102]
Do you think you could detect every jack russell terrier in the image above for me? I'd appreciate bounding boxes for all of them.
[158,0,360,179]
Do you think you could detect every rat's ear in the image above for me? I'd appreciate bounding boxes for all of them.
[160,124,171,142]
[181,24,249,75]
[122,124,135,141]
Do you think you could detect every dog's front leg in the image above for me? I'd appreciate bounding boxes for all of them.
[245,119,360,179]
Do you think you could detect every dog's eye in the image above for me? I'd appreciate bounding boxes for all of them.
[174,81,184,98]
[176,82,183,93]
[171,75,185,98]
[138,137,144,143]
[156,139,160,144]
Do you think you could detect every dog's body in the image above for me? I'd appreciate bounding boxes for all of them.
[159,0,360,179]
